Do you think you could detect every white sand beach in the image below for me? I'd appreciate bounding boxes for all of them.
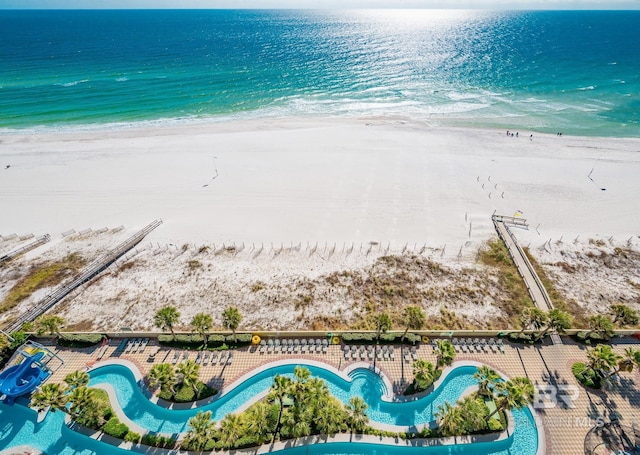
[1,117,639,330]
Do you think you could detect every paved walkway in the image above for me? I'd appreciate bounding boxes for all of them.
[40,337,640,455]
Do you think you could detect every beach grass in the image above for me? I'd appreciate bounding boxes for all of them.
[478,239,534,326]
[523,248,589,327]
[0,253,85,315]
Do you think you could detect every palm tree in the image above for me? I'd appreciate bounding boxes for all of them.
[148,363,177,397]
[176,359,200,394]
[435,340,456,367]
[401,305,425,342]
[473,366,501,397]
[541,309,572,339]
[191,312,213,347]
[30,383,67,413]
[586,315,615,340]
[67,386,95,417]
[35,315,65,339]
[218,413,244,448]
[519,307,548,334]
[154,306,180,340]
[64,370,90,389]
[245,402,277,444]
[412,359,437,391]
[374,312,392,341]
[345,396,369,433]
[486,377,534,421]
[606,347,640,378]
[610,304,639,327]
[271,374,294,441]
[222,306,242,343]
[184,410,215,451]
[585,344,622,377]
[435,401,464,436]
[459,395,488,433]
[313,398,346,437]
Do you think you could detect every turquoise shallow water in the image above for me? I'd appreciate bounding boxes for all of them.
[0,362,539,454]
[0,10,638,136]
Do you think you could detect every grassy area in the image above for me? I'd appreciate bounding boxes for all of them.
[523,248,589,327]
[158,381,217,403]
[0,253,85,315]
[478,239,534,326]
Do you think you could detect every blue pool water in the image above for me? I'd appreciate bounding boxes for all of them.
[0,363,539,454]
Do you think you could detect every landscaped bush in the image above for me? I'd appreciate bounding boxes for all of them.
[572,362,602,388]
[158,334,230,349]
[341,332,376,343]
[141,434,176,449]
[124,431,141,443]
[225,333,252,346]
[505,332,541,344]
[57,333,105,348]
[158,381,217,403]
[102,417,129,439]
[488,418,503,431]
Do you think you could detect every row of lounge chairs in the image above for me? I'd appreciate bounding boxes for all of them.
[448,338,505,354]
[170,350,233,366]
[344,345,420,362]
[259,338,329,354]
[116,337,149,354]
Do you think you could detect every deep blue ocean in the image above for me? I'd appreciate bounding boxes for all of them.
[0,9,638,136]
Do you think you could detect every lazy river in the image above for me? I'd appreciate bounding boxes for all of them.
[0,361,540,454]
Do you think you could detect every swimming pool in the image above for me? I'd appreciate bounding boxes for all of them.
[0,361,540,455]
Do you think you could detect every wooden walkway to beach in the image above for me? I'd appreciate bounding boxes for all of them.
[0,234,51,264]
[2,220,162,334]
[492,215,561,344]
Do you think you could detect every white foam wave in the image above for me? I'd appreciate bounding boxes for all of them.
[116,77,128,82]
[577,85,595,91]
[55,79,89,87]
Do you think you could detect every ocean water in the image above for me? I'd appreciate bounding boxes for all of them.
[0,9,638,136]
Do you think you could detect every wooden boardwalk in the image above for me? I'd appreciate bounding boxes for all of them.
[2,220,162,334]
[492,215,561,344]
[0,234,51,264]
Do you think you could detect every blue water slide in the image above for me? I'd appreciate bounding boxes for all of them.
[0,351,48,404]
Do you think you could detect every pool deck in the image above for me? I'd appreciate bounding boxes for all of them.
[39,336,640,455]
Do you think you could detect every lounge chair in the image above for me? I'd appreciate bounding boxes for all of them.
[195,352,202,364]
[497,339,506,353]
[274,339,281,353]
[172,351,179,365]
[116,338,128,352]
[359,347,365,360]
[301,339,307,353]
[315,339,323,353]
[376,347,382,361]
[125,340,134,353]
[411,347,418,361]
[259,340,266,354]
[322,339,328,354]
[389,346,395,360]
[140,338,149,353]
[267,339,274,353]
[287,339,294,353]
[211,352,219,365]
[383,346,389,360]
[452,338,460,353]
[219,352,227,364]
[202,352,210,365]
[182,351,189,360]
[96,345,108,360]
[345,347,351,360]
[294,339,300,353]
[227,353,233,365]
[403,348,410,362]
[308,339,315,353]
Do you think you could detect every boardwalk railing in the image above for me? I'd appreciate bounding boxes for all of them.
[3,220,162,334]
[0,234,51,264]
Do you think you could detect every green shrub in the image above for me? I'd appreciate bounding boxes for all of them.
[9,331,29,350]
[57,333,105,348]
[141,434,176,449]
[124,431,141,443]
[341,332,376,343]
[103,417,129,439]
[488,418,503,431]
[159,382,217,403]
